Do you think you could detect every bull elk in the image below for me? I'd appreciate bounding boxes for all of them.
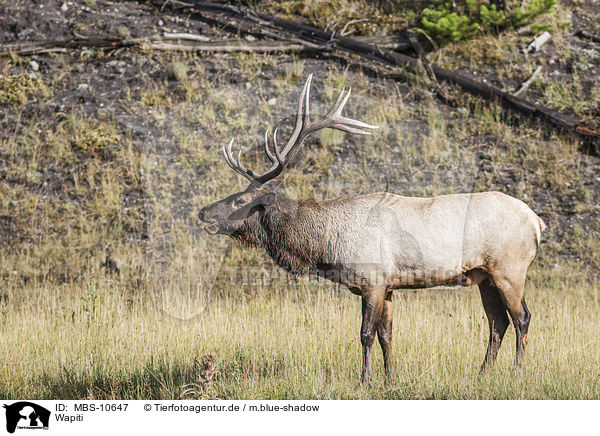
[199,75,545,383]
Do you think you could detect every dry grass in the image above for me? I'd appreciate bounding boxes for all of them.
[1,262,599,400]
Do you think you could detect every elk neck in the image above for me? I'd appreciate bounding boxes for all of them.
[232,194,332,276]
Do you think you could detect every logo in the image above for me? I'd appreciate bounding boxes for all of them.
[3,402,50,434]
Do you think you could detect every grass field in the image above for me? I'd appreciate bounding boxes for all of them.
[1,0,599,400]
[1,261,599,399]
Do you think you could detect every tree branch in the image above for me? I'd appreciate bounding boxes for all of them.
[0,37,327,56]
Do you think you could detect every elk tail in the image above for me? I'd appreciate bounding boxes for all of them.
[535,215,546,248]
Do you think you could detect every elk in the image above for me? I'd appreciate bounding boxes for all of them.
[199,75,545,383]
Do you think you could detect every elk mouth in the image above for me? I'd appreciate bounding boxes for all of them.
[203,222,219,235]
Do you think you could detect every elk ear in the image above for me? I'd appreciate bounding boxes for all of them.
[258,192,275,206]
[228,193,275,221]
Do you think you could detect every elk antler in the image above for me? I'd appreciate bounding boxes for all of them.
[222,74,379,184]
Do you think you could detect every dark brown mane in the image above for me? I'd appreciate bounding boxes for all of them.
[232,195,329,276]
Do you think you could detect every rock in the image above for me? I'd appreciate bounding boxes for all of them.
[107,60,127,73]
[525,31,552,54]
[18,28,34,39]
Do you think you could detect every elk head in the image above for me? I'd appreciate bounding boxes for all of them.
[198,75,378,236]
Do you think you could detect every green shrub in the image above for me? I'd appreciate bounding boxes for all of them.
[508,0,555,28]
[0,73,45,106]
[421,7,480,42]
[419,0,556,44]
[479,4,506,30]
[69,117,121,156]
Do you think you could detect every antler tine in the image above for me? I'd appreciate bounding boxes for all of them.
[272,127,282,163]
[278,74,313,159]
[221,138,235,168]
[330,122,377,135]
[324,86,348,118]
[333,87,352,117]
[322,86,379,135]
[222,138,256,182]
[341,117,379,130]
[263,128,277,164]
[236,149,250,175]
[222,138,240,173]
[296,85,379,141]
[235,148,262,180]
[303,74,311,127]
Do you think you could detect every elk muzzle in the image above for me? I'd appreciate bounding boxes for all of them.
[198,206,220,234]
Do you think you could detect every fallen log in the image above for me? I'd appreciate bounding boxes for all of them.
[158,0,414,55]
[0,37,327,56]
[140,40,322,53]
[524,31,552,53]
[575,30,600,44]
[162,32,211,42]
[0,37,145,55]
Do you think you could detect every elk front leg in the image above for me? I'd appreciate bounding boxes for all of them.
[360,288,385,384]
[377,291,396,382]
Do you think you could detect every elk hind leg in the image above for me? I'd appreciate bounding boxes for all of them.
[478,277,510,373]
[377,291,395,382]
[490,272,530,371]
[512,297,530,370]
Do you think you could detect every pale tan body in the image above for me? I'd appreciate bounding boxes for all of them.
[312,191,543,294]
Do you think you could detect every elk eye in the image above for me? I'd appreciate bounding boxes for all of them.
[234,198,247,207]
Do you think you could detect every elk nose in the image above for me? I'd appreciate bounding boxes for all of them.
[198,207,206,222]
